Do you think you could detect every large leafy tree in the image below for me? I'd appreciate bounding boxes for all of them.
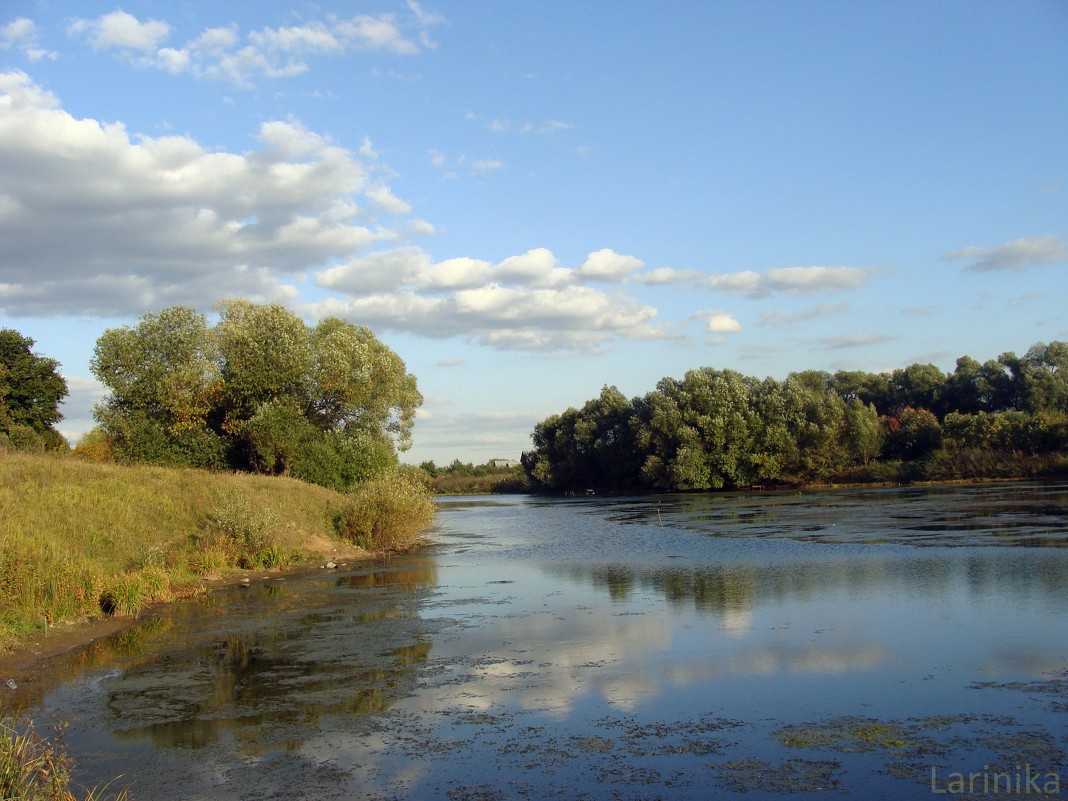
[90,302,422,488]
[0,329,69,449]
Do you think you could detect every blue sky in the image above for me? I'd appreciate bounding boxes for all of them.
[1,1,1066,465]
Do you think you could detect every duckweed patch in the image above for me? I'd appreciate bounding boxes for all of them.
[971,671,1068,714]
[980,730,1066,775]
[712,758,844,793]
[774,717,914,752]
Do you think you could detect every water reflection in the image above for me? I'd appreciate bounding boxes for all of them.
[546,550,1068,618]
[606,480,1068,547]
[10,484,1068,800]
[9,557,441,757]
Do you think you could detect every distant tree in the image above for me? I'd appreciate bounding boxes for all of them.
[845,399,883,466]
[887,363,945,415]
[1023,341,1068,413]
[0,329,69,450]
[883,407,942,460]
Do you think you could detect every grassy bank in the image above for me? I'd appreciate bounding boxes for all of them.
[0,451,434,650]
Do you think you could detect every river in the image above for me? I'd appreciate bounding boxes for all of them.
[4,481,1068,799]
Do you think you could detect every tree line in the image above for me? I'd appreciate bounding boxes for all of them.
[521,342,1068,493]
[2,301,423,494]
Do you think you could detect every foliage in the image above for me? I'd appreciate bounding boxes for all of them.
[90,301,422,491]
[0,330,68,450]
[523,341,1068,494]
[420,460,531,494]
[334,469,436,551]
[0,713,130,801]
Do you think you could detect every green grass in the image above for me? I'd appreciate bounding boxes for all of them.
[0,451,435,649]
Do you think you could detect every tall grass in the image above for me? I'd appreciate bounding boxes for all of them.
[334,470,436,551]
[0,451,398,649]
[0,713,129,800]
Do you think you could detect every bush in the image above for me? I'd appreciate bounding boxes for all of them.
[199,491,285,570]
[334,471,435,551]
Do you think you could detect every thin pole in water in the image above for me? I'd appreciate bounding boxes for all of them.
[656,499,664,532]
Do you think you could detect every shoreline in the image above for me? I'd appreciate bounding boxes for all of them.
[0,541,375,682]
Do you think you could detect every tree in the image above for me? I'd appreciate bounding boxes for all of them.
[91,302,422,489]
[883,407,942,460]
[0,329,69,449]
[91,306,220,436]
[845,399,883,466]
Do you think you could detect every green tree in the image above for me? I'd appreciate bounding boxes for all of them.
[91,306,220,437]
[845,399,883,466]
[215,300,313,435]
[887,363,945,415]
[91,302,422,488]
[0,329,69,441]
[883,406,942,460]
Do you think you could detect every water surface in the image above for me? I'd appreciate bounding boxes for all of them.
[5,481,1068,799]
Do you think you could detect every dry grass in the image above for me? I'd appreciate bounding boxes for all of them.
[0,451,364,648]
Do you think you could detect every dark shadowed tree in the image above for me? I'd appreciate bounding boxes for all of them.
[0,328,69,450]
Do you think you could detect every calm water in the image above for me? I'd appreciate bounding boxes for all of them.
[5,482,1068,799]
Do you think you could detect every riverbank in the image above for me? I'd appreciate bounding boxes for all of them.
[0,451,434,654]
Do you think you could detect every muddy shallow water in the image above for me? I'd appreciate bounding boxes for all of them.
[4,481,1068,799]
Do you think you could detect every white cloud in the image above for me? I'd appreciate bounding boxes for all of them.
[331,15,419,55]
[702,266,869,298]
[309,248,665,351]
[695,311,742,334]
[496,248,570,287]
[1,17,57,62]
[0,70,409,317]
[707,270,764,295]
[943,234,1068,272]
[315,247,429,294]
[575,249,644,283]
[365,184,412,215]
[69,10,170,52]
[765,266,868,294]
[419,257,494,290]
[634,267,703,286]
[66,7,438,87]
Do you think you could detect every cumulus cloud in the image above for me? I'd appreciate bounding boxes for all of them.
[68,10,170,52]
[1,18,57,62]
[309,247,663,350]
[66,6,442,87]
[0,70,407,316]
[943,234,1068,272]
[694,311,742,334]
[575,249,644,283]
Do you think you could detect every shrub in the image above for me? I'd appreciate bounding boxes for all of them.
[201,491,282,570]
[334,471,435,551]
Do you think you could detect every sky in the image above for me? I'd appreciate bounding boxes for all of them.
[1,1,1066,466]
